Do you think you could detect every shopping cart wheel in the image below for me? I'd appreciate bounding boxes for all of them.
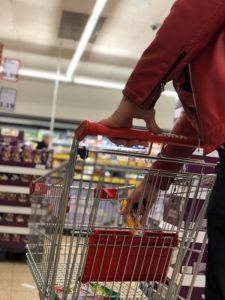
[77,146,89,159]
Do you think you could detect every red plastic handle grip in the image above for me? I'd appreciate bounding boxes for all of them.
[75,120,201,148]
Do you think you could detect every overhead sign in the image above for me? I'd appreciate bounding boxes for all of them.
[0,87,17,111]
[1,57,20,82]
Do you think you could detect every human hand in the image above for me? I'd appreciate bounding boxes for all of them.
[100,97,161,147]
[120,180,159,226]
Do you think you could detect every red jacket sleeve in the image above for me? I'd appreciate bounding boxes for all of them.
[149,112,198,190]
[123,0,225,109]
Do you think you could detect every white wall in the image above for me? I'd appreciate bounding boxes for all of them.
[2,78,175,130]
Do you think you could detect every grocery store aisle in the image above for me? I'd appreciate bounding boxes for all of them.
[0,260,39,300]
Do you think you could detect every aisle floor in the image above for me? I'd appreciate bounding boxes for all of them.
[0,260,39,300]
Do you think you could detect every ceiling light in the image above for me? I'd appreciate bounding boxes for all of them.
[74,76,124,90]
[19,68,71,82]
[14,67,178,98]
[66,0,107,79]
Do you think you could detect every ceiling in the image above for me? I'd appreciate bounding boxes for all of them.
[0,0,175,85]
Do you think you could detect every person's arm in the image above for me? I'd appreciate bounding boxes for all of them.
[124,0,225,109]
[122,112,198,224]
[149,111,198,190]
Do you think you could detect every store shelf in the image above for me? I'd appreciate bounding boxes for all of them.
[167,266,205,288]
[0,205,31,215]
[0,165,50,176]
[0,185,29,194]
[0,226,29,235]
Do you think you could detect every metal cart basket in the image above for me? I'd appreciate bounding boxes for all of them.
[27,121,215,300]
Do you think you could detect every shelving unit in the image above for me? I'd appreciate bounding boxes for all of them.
[0,165,50,176]
[0,163,51,254]
[0,185,29,194]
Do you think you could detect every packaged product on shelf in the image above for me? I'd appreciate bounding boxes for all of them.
[11,234,21,243]
[15,214,26,224]
[20,174,31,183]
[32,150,42,165]
[7,193,17,201]
[21,145,33,163]
[1,145,11,161]
[11,174,20,182]
[46,150,53,169]
[41,149,47,165]
[0,192,6,200]
[0,173,9,181]
[18,193,28,204]
[1,233,10,242]
[11,146,21,162]
[4,213,14,223]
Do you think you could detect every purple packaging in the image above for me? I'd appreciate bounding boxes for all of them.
[21,145,33,163]
[11,146,21,162]
[180,287,205,300]
[32,150,42,165]
[163,195,206,227]
[1,145,11,161]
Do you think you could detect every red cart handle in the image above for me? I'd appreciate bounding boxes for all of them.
[75,120,201,148]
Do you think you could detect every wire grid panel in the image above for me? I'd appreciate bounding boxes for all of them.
[27,148,215,300]
[27,164,67,296]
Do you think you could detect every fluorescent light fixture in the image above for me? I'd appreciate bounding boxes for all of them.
[74,77,178,97]
[89,44,131,57]
[19,68,71,82]
[74,76,125,90]
[16,67,178,98]
[66,0,107,79]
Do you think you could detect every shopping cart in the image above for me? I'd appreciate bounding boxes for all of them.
[27,121,215,300]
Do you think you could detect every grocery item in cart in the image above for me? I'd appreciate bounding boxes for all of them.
[53,284,119,300]
[120,199,142,229]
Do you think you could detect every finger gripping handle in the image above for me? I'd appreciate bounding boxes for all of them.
[75,120,201,148]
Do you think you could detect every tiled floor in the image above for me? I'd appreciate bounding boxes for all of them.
[0,259,39,300]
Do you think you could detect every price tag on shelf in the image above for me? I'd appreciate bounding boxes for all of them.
[1,57,20,82]
[35,164,46,170]
[0,87,17,111]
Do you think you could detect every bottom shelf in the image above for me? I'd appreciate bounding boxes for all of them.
[0,236,27,255]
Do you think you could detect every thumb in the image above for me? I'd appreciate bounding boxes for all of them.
[144,110,162,134]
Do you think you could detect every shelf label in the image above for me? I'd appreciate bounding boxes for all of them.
[2,57,20,81]
[0,87,17,111]
[35,164,46,170]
